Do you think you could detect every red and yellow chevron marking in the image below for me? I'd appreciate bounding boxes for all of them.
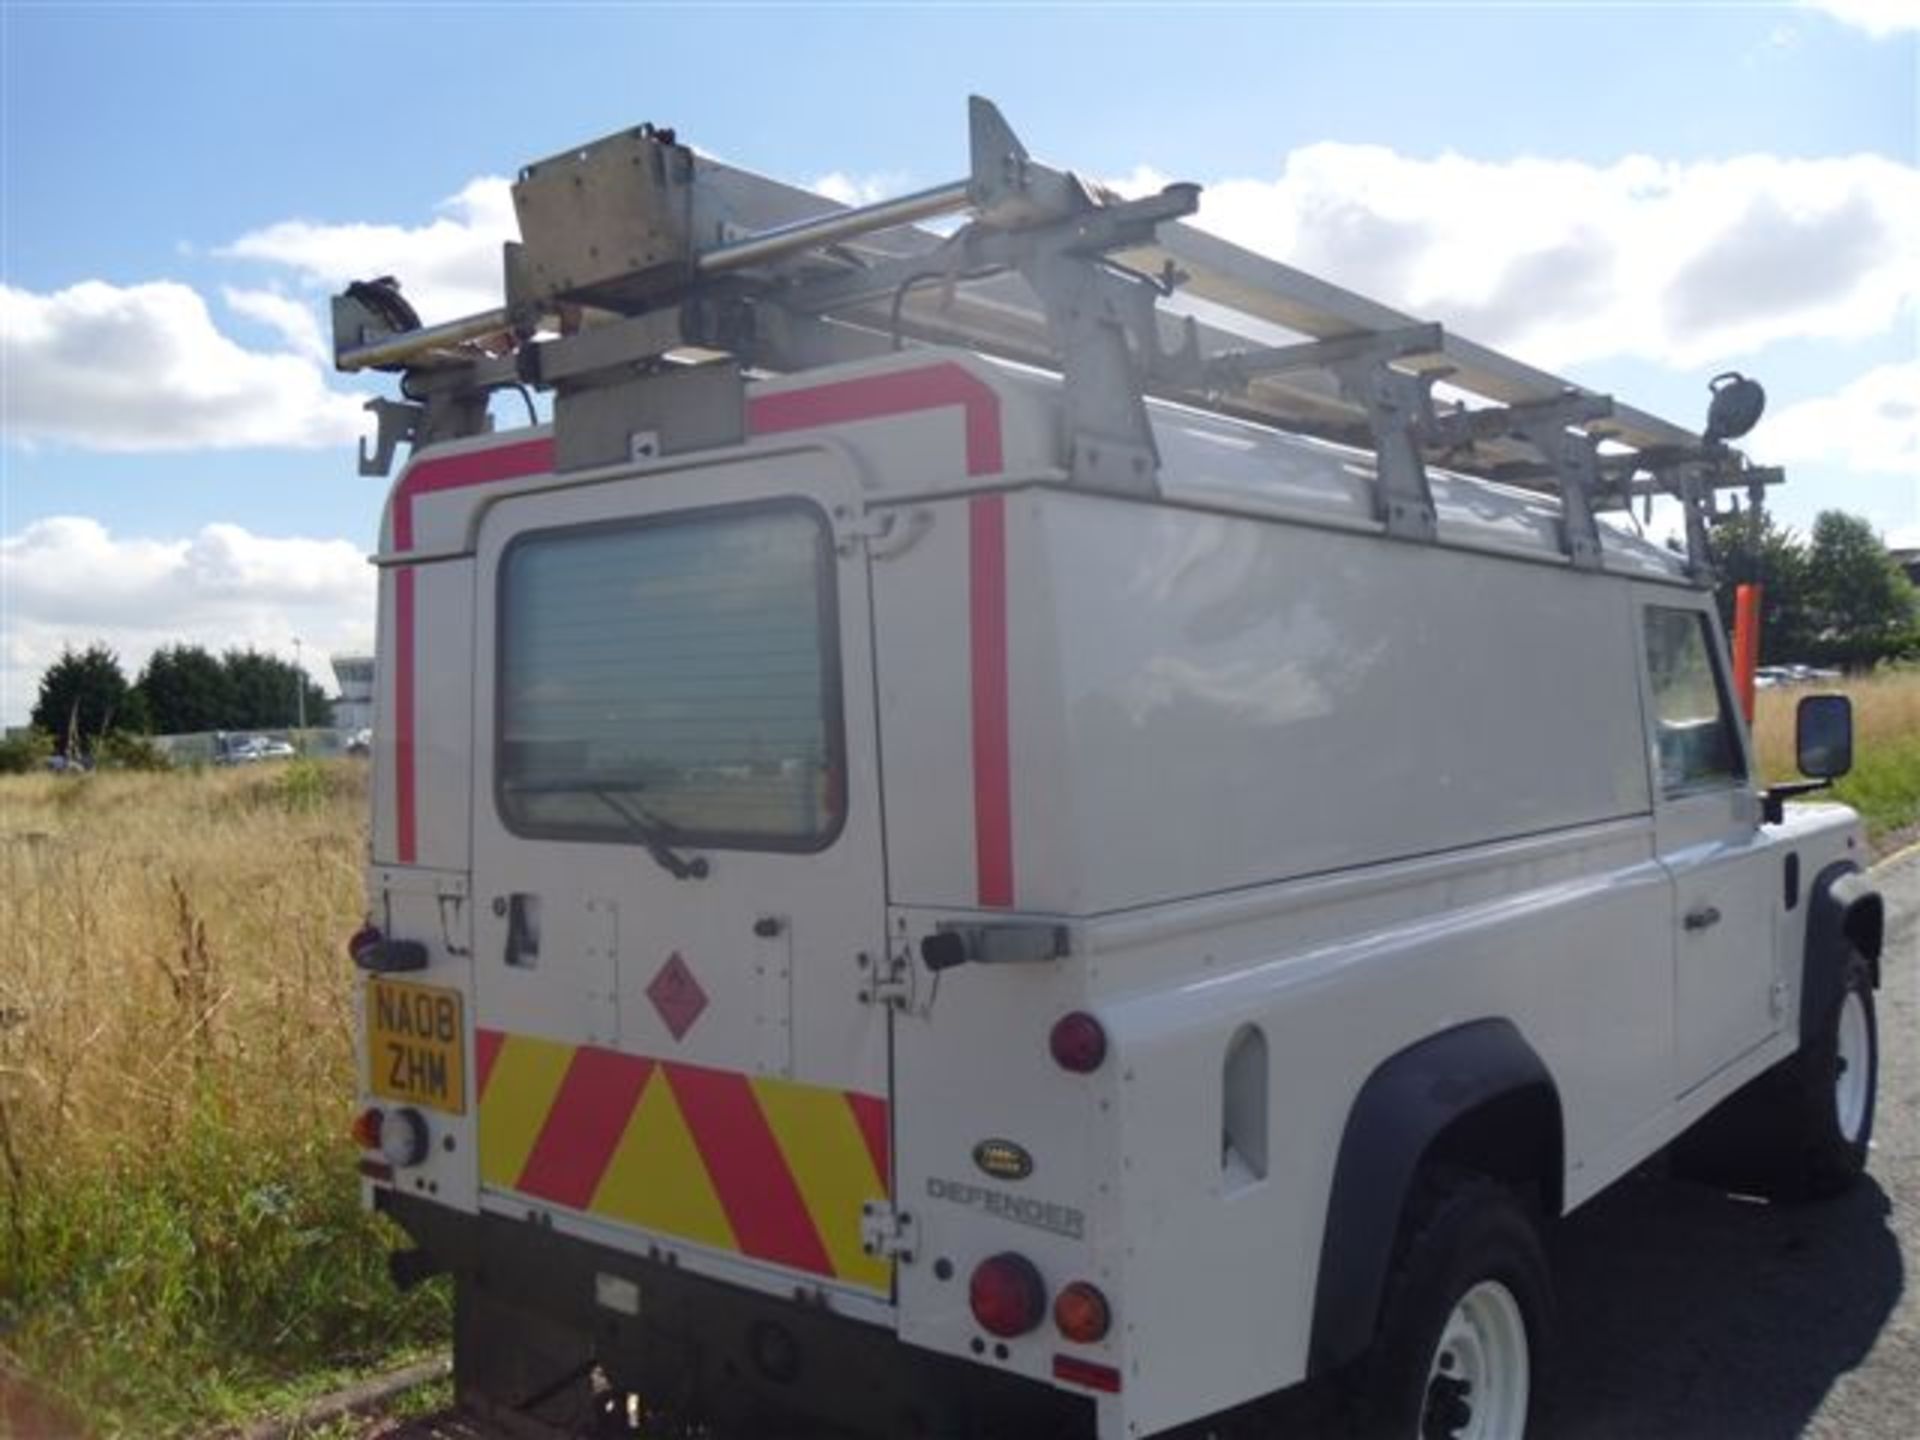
[475,1029,892,1293]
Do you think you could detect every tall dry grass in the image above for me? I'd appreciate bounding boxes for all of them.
[1752,666,1920,845]
[0,761,446,1435]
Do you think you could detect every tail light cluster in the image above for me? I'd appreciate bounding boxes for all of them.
[968,1253,1112,1345]
[352,1104,429,1168]
[346,921,383,966]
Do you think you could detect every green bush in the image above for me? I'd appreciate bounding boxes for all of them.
[0,729,55,774]
[94,730,172,772]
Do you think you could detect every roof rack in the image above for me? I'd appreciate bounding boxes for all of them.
[332,97,1780,584]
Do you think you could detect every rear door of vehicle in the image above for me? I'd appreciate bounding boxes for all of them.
[468,446,893,1306]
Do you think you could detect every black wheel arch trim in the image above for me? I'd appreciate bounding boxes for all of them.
[1307,1017,1562,1378]
[1802,861,1884,1045]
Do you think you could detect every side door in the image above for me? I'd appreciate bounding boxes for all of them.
[1634,592,1780,1093]
[469,446,894,1306]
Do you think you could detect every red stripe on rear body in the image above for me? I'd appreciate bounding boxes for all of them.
[474,1028,506,1099]
[387,437,553,865]
[666,1062,834,1278]
[393,568,418,864]
[846,1092,891,1191]
[747,362,1004,476]
[514,1047,655,1210]
[387,367,1007,874]
[969,494,1014,908]
[392,437,556,551]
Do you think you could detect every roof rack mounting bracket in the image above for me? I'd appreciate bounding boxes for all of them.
[1024,248,1163,495]
[1332,349,1445,544]
[1500,395,1616,572]
[359,397,424,478]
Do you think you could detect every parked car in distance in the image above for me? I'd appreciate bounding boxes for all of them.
[1756,664,1843,689]
[216,735,297,764]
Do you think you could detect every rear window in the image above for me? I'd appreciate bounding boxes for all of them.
[496,500,844,851]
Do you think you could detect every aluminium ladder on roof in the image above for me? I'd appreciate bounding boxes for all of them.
[332,97,1780,582]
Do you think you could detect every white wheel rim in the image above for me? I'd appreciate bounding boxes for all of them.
[1419,1279,1530,1440]
[1835,990,1872,1145]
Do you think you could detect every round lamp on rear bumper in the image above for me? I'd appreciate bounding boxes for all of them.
[380,1106,430,1168]
[969,1253,1047,1338]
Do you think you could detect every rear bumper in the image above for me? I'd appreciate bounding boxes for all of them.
[378,1190,1094,1438]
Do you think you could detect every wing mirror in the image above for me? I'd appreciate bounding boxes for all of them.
[1762,693,1853,824]
[1795,694,1853,780]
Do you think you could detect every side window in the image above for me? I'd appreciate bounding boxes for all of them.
[1642,606,1746,795]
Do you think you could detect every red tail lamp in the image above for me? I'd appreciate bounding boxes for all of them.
[1049,1012,1108,1073]
[1053,1281,1112,1344]
[347,921,383,965]
[350,1107,385,1151]
[969,1253,1047,1338]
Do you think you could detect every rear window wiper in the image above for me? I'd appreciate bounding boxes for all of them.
[504,774,710,880]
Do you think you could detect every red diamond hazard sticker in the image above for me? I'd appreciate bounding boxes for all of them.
[647,951,708,1042]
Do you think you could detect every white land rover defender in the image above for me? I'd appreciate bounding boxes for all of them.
[339,100,1886,1440]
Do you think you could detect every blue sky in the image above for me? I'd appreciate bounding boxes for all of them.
[3,1,1917,723]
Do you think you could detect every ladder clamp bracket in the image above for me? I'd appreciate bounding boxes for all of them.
[358,397,424,478]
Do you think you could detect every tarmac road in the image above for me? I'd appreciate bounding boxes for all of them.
[381,849,1919,1440]
[1545,845,1919,1440]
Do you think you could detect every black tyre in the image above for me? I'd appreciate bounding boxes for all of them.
[1350,1172,1553,1440]
[1671,949,1877,1201]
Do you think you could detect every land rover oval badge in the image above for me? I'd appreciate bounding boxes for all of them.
[973,1138,1034,1181]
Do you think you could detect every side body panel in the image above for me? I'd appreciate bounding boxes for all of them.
[876,489,1692,1435]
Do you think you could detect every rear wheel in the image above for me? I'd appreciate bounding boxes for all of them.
[1350,1172,1552,1440]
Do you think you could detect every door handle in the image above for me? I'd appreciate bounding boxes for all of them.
[498,893,541,967]
[1683,905,1722,933]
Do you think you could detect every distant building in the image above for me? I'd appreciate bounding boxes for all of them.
[1893,548,1920,588]
[332,654,375,732]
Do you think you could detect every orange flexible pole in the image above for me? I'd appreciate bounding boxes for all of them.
[1733,583,1762,723]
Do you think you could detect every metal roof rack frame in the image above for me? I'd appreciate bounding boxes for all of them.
[332,97,1780,584]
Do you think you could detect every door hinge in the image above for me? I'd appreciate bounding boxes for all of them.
[857,948,916,1010]
[1770,978,1789,1021]
[860,1202,917,1263]
[835,507,931,560]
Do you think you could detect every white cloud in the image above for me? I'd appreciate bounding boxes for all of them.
[222,286,328,365]
[1113,148,1920,371]
[810,172,912,208]
[1753,361,1920,476]
[0,517,375,726]
[223,177,516,323]
[1803,0,1920,36]
[1,280,366,451]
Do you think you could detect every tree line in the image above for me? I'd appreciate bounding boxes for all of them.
[21,643,334,758]
[1709,510,1919,670]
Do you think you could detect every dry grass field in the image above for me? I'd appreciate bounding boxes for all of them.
[1753,666,1920,848]
[0,760,446,1437]
[0,670,1913,1437]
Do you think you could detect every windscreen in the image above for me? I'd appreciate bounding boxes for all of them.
[496,500,843,850]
